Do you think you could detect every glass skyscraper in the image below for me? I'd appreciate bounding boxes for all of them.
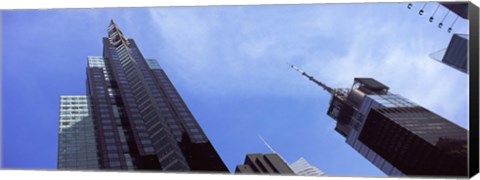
[326,78,468,177]
[290,64,468,177]
[58,20,228,172]
[430,33,468,74]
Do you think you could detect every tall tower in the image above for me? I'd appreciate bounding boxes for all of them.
[58,20,228,172]
[290,65,468,177]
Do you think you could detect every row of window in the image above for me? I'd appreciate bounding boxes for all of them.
[58,124,89,129]
[59,149,98,155]
[58,161,99,167]
[60,116,91,120]
[59,139,96,145]
[61,106,88,110]
[58,153,98,159]
[61,96,88,100]
[60,111,88,114]
[59,139,96,144]
[61,101,87,105]
[146,59,161,69]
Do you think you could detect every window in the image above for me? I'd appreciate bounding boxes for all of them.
[108,153,119,159]
[193,134,203,139]
[144,147,154,153]
[110,161,121,167]
[122,145,129,151]
[190,129,200,133]
[185,122,195,127]
[105,138,116,143]
[141,139,151,145]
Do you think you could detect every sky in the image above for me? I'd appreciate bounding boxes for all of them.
[1,2,470,177]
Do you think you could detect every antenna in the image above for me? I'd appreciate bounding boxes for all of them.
[288,63,335,94]
[259,135,277,154]
[258,135,292,167]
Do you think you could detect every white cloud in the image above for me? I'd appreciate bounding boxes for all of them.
[305,7,469,128]
[146,4,468,128]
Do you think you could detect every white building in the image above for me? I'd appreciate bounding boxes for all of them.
[290,157,325,176]
[57,96,99,169]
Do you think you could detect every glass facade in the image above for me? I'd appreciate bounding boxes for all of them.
[326,78,467,177]
[359,107,467,176]
[345,93,410,176]
[429,33,468,74]
[441,33,468,73]
[58,96,99,170]
[58,20,228,172]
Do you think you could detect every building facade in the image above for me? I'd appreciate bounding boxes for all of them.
[430,33,468,74]
[326,78,468,177]
[58,20,228,172]
[57,96,100,169]
[235,153,294,174]
[290,64,468,177]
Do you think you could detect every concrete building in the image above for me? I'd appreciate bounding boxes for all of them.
[235,153,294,174]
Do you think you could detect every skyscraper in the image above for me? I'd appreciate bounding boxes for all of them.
[57,96,99,169]
[235,153,294,174]
[430,33,468,74]
[58,20,228,172]
[236,136,325,176]
[290,65,468,177]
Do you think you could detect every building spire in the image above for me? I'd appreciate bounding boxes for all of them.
[258,135,293,170]
[259,135,277,154]
[108,19,118,31]
[288,63,334,95]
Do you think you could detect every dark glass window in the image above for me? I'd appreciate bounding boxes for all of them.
[144,147,154,152]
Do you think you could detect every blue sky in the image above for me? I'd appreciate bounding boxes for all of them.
[2,3,469,177]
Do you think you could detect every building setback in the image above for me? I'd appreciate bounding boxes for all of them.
[58,20,228,172]
[290,65,468,177]
[257,135,326,176]
[235,153,294,174]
